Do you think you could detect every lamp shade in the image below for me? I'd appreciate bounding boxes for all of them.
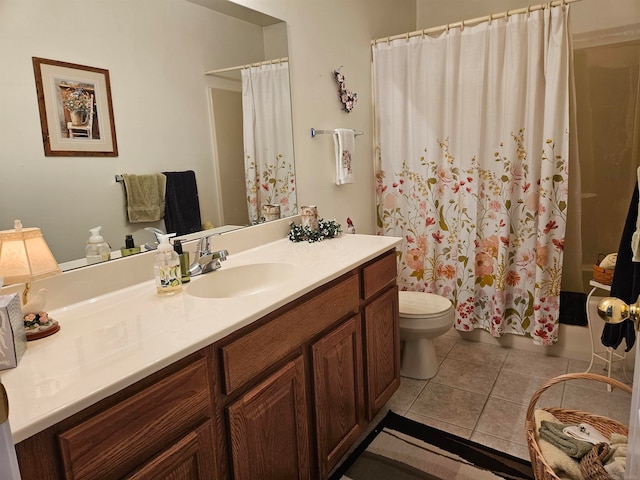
[0,222,61,285]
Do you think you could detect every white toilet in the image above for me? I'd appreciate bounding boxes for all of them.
[399,291,455,380]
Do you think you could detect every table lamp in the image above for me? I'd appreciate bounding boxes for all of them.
[0,220,62,340]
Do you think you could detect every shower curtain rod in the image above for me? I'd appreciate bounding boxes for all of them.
[371,0,581,45]
[204,57,288,76]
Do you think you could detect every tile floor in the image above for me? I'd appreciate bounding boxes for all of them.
[386,329,634,460]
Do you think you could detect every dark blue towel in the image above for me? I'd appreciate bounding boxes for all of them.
[601,183,638,352]
[162,170,202,236]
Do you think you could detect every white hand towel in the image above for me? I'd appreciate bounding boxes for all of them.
[333,128,355,185]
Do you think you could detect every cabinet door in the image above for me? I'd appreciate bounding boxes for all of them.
[312,315,363,479]
[227,356,310,480]
[126,420,216,480]
[58,358,213,480]
[364,286,400,419]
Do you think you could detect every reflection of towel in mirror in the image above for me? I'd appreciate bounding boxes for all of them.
[163,170,202,236]
[123,173,166,223]
[333,128,355,185]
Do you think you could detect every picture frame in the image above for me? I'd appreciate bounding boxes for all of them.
[32,57,118,157]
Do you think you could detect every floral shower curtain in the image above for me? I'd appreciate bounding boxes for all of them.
[242,62,296,223]
[373,6,571,345]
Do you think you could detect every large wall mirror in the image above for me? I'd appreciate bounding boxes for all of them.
[0,0,296,271]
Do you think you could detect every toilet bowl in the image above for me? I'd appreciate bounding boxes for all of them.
[399,291,455,380]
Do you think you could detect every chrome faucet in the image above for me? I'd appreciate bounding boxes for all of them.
[188,235,228,276]
[144,227,165,250]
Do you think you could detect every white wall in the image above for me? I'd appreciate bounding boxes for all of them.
[231,0,417,235]
[416,0,640,34]
[0,0,267,262]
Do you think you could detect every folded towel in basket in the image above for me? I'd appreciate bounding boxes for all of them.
[535,410,585,480]
[540,420,594,459]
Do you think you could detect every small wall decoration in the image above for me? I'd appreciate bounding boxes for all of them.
[332,69,357,113]
[32,57,118,157]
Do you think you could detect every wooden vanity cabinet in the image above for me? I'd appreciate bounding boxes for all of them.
[312,315,363,479]
[15,351,218,480]
[363,286,400,419]
[15,249,400,480]
[227,356,310,480]
[217,250,399,479]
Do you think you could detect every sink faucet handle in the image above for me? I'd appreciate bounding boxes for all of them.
[196,236,211,256]
[213,250,228,262]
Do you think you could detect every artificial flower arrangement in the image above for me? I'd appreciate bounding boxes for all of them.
[62,88,92,113]
[332,69,357,113]
[288,219,342,243]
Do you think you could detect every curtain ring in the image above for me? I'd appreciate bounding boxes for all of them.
[505,10,510,22]
[561,0,567,11]
[488,14,492,26]
[385,36,390,45]
[460,21,465,32]
[445,23,450,33]
[527,5,532,17]
[405,31,409,43]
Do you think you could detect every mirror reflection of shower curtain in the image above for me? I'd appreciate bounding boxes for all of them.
[241,63,296,223]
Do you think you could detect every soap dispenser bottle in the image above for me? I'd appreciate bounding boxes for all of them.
[86,226,111,265]
[154,233,182,296]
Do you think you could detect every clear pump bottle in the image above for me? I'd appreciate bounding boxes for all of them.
[86,226,111,265]
[154,233,182,296]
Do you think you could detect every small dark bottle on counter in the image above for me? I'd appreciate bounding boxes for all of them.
[120,234,141,256]
[174,239,190,283]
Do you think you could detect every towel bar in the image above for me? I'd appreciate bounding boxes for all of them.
[310,128,364,138]
[115,174,124,183]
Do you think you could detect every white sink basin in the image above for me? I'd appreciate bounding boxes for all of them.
[186,263,299,298]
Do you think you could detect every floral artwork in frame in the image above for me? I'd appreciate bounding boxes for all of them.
[32,57,118,156]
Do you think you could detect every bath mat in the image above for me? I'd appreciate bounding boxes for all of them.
[331,410,534,480]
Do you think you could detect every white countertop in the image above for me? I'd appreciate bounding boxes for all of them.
[1,234,401,443]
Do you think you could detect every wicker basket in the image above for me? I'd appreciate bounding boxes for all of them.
[525,372,631,480]
[593,254,614,285]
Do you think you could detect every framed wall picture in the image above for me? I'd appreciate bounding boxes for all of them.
[32,57,118,157]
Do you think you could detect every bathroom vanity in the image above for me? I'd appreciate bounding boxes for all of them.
[1,232,401,479]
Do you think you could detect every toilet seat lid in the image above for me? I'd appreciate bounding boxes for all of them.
[399,291,453,317]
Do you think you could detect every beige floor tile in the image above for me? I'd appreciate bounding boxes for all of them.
[502,349,569,379]
[446,339,509,367]
[385,339,634,462]
[433,335,458,363]
[562,383,632,425]
[566,359,633,396]
[491,369,564,407]
[403,411,473,439]
[470,431,531,460]
[408,383,487,430]
[474,397,530,446]
[387,376,428,414]
[430,357,501,395]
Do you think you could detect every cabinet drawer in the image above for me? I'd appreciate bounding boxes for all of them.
[222,273,359,394]
[362,250,397,300]
[58,358,212,480]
